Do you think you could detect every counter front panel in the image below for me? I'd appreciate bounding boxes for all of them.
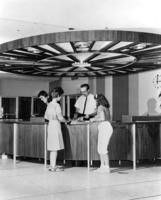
[0,120,160,161]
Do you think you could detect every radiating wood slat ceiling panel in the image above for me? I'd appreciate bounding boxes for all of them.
[0,30,161,77]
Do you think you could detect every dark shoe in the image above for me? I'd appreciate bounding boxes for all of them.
[48,167,64,172]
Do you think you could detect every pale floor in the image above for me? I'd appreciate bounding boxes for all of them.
[1,159,161,200]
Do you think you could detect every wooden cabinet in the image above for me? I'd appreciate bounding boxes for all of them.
[63,123,132,161]
[17,123,45,158]
[62,124,88,160]
[0,122,13,154]
[135,123,160,159]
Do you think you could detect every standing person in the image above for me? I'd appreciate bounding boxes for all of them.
[37,90,48,117]
[74,83,97,120]
[45,87,67,172]
[91,94,113,173]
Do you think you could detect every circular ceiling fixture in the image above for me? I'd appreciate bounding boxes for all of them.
[0,30,161,77]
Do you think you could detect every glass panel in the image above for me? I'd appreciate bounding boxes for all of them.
[2,97,16,119]
[69,96,77,119]
[64,94,80,119]
[33,97,39,116]
[18,97,31,121]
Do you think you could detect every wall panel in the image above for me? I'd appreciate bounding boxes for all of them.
[113,75,129,121]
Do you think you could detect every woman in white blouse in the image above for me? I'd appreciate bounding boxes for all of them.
[45,87,67,172]
[91,94,113,173]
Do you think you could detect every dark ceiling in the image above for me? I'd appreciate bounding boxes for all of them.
[0,30,161,77]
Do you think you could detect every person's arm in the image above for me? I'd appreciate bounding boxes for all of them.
[91,107,105,122]
[75,107,81,115]
[87,110,97,118]
[44,106,49,121]
[74,97,84,119]
[56,104,68,123]
[106,109,111,122]
[57,112,67,123]
[73,111,79,120]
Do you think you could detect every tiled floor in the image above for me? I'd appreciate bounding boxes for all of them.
[1,159,161,200]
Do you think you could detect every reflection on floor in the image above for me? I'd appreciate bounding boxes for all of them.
[1,159,161,200]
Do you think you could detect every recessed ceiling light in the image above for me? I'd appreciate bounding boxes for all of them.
[74,42,90,52]
[26,47,41,54]
[4,64,11,67]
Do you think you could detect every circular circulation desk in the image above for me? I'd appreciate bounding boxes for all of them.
[0,119,161,170]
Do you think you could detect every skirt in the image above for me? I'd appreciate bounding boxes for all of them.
[97,121,113,155]
[47,120,64,151]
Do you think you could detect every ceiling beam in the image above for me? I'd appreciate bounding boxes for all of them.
[83,53,100,62]
[100,41,120,52]
[90,54,127,63]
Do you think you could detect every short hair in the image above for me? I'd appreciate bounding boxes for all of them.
[50,87,64,98]
[38,90,48,98]
[94,93,110,108]
[80,83,89,91]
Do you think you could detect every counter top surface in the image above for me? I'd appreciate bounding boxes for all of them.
[1,118,161,125]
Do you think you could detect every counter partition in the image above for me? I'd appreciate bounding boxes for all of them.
[0,120,161,170]
[0,120,47,167]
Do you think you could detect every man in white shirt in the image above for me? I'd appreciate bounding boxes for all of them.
[74,84,97,120]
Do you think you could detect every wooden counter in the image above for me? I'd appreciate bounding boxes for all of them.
[63,123,132,161]
[0,120,160,162]
[0,120,46,159]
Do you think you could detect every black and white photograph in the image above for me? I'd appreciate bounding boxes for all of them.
[1,0,161,199]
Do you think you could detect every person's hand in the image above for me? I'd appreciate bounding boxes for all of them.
[90,118,94,122]
[66,120,71,125]
[73,113,78,120]
[84,114,89,119]
[77,117,83,122]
